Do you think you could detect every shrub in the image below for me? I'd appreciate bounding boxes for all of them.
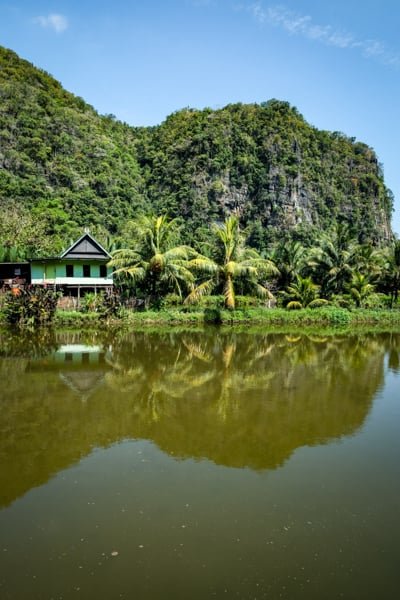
[235,295,265,308]
[82,290,122,318]
[204,307,223,324]
[3,286,59,326]
[159,293,183,308]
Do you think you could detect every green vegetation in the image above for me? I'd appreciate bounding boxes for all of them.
[0,46,394,260]
[0,46,398,326]
[185,216,277,309]
[107,215,399,312]
[47,306,400,330]
[1,287,59,326]
[109,215,195,304]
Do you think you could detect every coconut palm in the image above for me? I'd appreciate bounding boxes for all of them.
[345,272,375,308]
[281,275,329,310]
[308,223,356,297]
[383,240,400,307]
[108,215,195,303]
[271,240,306,290]
[185,216,278,309]
[350,244,385,282]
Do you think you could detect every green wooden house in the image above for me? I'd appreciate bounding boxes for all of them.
[30,232,113,299]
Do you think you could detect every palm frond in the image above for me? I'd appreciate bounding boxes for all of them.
[184,279,216,304]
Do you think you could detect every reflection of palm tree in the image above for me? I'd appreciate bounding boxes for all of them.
[0,329,387,503]
[183,334,277,421]
[103,330,385,440]
[106,331,278,423]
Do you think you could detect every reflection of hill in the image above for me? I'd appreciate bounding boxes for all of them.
[0,331,395,508]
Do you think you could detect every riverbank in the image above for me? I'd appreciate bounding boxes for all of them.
[49,306,400,329]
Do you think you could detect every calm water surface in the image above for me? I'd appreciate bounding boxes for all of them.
[0,328,399,599]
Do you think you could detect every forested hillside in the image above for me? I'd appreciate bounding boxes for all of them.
[0,46,394,257]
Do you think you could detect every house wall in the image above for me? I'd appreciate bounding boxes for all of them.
[31,261,113,285]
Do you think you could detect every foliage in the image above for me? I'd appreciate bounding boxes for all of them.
[82,290,122,318]
[270,240,306,289]
[307,223,356,297]
[0,46,146,251]
[0,47,393,254]
[185,216,278,309]
[109,215,195,304]
[2,286,59,326]
[345,272,375,308]
[281,275,329,310]
[382,240,400,307]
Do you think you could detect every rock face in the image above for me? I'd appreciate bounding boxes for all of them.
[0,46,394,244]
[144,102,393,243]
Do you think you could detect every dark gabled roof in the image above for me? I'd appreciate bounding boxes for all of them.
[60,232,111,260]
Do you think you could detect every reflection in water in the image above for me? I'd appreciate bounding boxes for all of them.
[0,329,396,508]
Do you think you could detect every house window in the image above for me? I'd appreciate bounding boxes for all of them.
[100,264,107,277]
[83,265,91,277]
[66,265,74,277]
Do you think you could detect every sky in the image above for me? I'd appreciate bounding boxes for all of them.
[1,0,399,234]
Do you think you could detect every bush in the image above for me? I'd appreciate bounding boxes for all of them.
[235,295,265,308]
[197,295,225,308]
[204,307,223,324]
[82,290,122,318]
[159,293,183,309]
[3,286,59,326]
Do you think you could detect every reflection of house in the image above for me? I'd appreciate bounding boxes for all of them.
[30,232,113,299]
[27,343,112,401]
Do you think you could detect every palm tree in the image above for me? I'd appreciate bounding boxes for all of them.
[350,243,385,282]
[185,216,278,309]
[108,215,195,303]
[382,240,400,308]
[281,275,329,309]
[271,240,306,291]
[308,223,356,297]
[345,272,375,308]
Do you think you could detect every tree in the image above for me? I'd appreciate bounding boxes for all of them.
[185,216,278,309]
[383,240,400,307]
[308,223,356,297]
[0,201,60,258]
[271,240,306,290]
[345,272,375,308]
[108,215,195,303]
[281,275,328,310]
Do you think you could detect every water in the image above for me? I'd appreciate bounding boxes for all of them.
[0,328,399,599]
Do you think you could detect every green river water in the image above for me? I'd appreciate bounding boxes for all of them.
[0,328,399,599]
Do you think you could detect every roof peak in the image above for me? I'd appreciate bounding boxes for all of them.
[60,232,111,259]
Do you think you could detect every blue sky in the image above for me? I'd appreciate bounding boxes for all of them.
[1,0,399,234]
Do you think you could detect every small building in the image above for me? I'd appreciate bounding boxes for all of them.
[30,232,113,301]
[0,262,31,289]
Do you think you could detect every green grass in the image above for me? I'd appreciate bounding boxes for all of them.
[3,306,400,331]
[115,306,400,328]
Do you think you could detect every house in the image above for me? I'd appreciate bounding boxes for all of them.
[30,232,113,301]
